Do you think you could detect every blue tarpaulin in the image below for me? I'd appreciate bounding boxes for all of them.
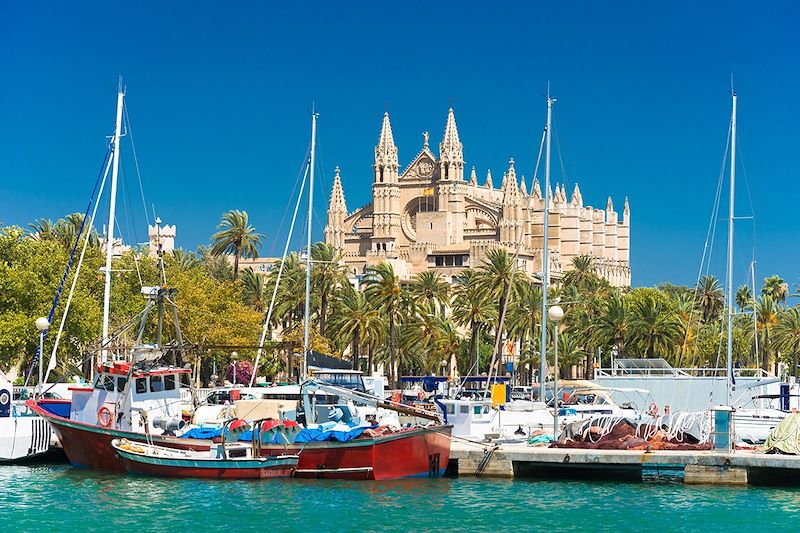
[178,422,373,443]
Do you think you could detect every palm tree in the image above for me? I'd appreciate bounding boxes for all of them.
[210,210,263,280]
[552,330,584,379]
[774,307,800,378]
[409,271,450,316]
[28,218,56,241]
[474,248,524,349]
[451,269,496,374]
[589,293,629,358]
[755,295,780,373]
[436,321,461,376]
[562,255,596,289]
[763,275,789,306]
[362,262,402,385]
[241,268,266,312]
[629,293,683,359]
[311,242,348,336]
[695,275,724,323]
[735,284,753,311]
[507,281,542,371]
[170,249,200,271]
[328,286,385,370]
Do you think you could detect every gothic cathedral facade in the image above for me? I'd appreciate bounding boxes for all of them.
[324,109,631,286]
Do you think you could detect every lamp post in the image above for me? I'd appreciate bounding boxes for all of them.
[35,317,49,395]
[231,351,238,386]
[548,305,564,439]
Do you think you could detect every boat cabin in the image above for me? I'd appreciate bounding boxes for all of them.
[70,361,190,434]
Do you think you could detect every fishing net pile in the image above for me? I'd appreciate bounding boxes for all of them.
[765,413,800,455]
[551,414,712,451]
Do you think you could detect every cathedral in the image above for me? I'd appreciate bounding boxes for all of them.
[324,108,631,287]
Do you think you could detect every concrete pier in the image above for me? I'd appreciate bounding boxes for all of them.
[448,441,800,485]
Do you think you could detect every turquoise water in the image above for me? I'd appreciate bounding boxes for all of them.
[3,463,800,532]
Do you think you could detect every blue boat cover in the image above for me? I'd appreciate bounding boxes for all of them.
[179,422,374,443]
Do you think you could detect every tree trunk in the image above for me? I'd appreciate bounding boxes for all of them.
[367,344,373,375]
[469,321,479,375]
[352,332,360,370]
[585,349,593,379]
[320,290,328,337]
[389,314,397,387]
[233,252,240,280]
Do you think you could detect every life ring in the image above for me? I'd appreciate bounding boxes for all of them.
[647,402,659,417]
[97,406,113,428]
[417,391,425,400]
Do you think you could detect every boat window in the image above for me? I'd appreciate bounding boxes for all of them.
[180,373,191,388]
[595,395,609,405]
[135,378,147,394]
[94,374,115,391]
[150,375,164,393]
[116,377,128,392]
[164,374,176,391]
[446,404,455,414]
[459,405,469,414]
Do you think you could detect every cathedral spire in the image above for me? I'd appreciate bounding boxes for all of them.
[519,176,528,196]
[607,196,615,213]
[374,111,399,182]
[571,183,583,206]
[324,166,348,250]
[485,169,493,189]
[377,112,395,152]
[623,196,630,220]
[531,177,542,199]
[469,166,477,186]
[438,107,464,180]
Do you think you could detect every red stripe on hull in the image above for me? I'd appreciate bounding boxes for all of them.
[119,459,296,479]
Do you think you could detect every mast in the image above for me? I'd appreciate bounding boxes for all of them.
[539,86,555,402]
[101,86,125,363]
[302,109,318,380]
[726,91,737,405]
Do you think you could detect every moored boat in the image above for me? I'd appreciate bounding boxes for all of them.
[110,419,299,479]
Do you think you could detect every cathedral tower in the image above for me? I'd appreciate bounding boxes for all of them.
[371,112,401,253]
[324,166,348,251]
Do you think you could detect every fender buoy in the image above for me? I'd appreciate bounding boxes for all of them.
[417,391,425,400]
[647,402,659,417]
[98,406,113,428]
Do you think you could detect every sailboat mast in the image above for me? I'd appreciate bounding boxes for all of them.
[303,110,318,380]
[539,87,555,401]
[101,87,125,363]
[726,91,737,404]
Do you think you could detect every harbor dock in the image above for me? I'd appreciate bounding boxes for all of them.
[448,441,800,485]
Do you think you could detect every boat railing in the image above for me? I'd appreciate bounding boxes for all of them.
[595,367,774,378]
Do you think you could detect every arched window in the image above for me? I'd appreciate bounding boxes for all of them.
[379,165,384,182]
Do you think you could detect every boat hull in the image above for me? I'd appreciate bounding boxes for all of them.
[259,425,452,480]
[114,446,297,479]
[28,400,452,479]
[0,414,52,463]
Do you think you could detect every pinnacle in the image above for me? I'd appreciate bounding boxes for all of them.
[377,112,396,151]
[607,196,615,212]
[440,107,461,152]
[469,166,477,185]
[519,177,528,196]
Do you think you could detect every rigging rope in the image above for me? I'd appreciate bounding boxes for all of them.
[250,162,310,385]
[24,146,112,388]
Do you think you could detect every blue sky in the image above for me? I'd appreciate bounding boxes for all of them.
[1,1,798,288]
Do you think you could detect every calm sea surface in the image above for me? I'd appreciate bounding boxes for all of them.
[2,463,800,532]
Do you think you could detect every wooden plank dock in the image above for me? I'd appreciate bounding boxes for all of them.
[448,441,800,485]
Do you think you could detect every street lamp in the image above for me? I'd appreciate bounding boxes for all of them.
[441,359,448,377]
[548,305,564,440]
[35,317,49,395]
[231,351,238,385]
